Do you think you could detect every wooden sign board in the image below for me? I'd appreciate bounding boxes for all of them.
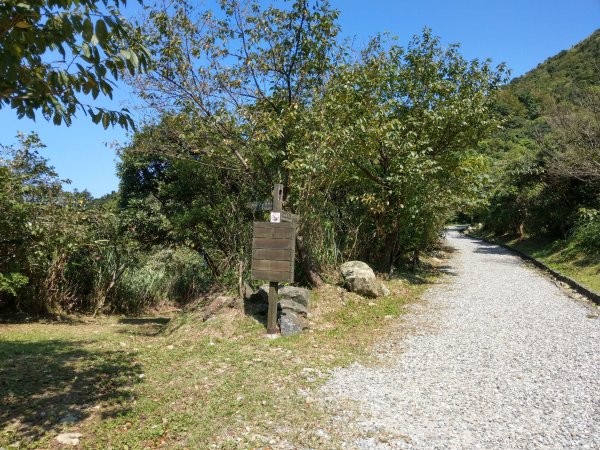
[251,221,295,283]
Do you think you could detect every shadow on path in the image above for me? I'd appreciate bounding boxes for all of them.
[473,244,511,255]
[453,232,526,268]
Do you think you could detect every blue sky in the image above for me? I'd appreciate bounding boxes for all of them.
[2,0,599,197]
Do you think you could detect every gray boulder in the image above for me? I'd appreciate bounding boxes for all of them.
[279,298,308,317]
[340,261,380,298]
[279,310,305,336]
[250,284,270,303]
[278,286,311,308]
[250,284,311,308]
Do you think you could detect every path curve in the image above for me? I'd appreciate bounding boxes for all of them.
[322,228,600,449]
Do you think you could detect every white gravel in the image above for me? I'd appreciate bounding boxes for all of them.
[322,228,600,449]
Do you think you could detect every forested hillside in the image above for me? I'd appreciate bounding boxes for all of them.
[478,29,600,257]
[510,29,599,97]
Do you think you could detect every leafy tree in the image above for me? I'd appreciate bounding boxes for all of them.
[125,17,506,282]
[290,31,505,271]
[0,132,69,310]
[127,0,341,285]
[0,0,150,128]
[1,132,205,314]
[546,87,600,183]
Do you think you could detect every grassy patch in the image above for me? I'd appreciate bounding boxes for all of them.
[0,271,435,449]
[473,231,600,293]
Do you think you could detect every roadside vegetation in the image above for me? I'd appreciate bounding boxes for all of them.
[472,30,600,282]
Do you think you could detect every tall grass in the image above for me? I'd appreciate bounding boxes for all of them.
[572,208,600,256]
[114,248,209,313]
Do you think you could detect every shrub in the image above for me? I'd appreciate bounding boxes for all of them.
[571,208,600,256]
[114,248,209,313]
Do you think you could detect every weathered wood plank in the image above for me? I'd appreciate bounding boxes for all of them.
[252,248,294,261]
[253,221,294,229]
[252,259,292,272]
[253,237,293,250]
[252,226,294,239]
[252,269,293,283]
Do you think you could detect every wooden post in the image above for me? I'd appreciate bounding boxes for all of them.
[272,183,283,212]
[267,281,279,334]
[266,183,284,334]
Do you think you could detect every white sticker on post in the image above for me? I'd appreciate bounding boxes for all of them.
[270,212,281,223]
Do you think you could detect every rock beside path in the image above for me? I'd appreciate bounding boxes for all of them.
[279,298,308,317]
[340,261,388,298]
[55,433,82,446]
[279,310,306,336]
[279,286,311,308]
[249,284,311,335]
[202,295,237,320]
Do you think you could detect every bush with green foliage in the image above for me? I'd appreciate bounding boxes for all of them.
[572,209,600,256]
[0,133,209,314]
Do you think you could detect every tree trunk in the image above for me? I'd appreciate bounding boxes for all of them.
[411,249,420,271]
[236,260,245,309]
[295,232,324,287]
[198,247,220,278]
[381,231,399,275]
[517,222,526,240]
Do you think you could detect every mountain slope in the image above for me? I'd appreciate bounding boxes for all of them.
[479,28,600,252]
[510,29,600,100]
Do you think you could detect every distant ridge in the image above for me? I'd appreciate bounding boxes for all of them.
[509,28,600,100]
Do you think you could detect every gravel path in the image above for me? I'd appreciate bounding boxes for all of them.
[322,228,600,449]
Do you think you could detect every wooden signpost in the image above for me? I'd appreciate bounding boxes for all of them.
[250,184,297,334]
[251,222,295,282]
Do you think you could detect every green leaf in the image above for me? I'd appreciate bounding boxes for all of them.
[82,18,93,41]
[130,51,139,68]
[82,43,91,58]
[95,19,108,44]
[59,70,69,84]
[91,110,101,124]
